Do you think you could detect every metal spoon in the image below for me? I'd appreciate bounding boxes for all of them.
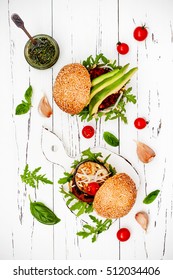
[11,13,37,45]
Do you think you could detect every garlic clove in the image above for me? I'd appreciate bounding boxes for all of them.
[136,141,156,163]
[135,211,149,231]
[38,96,53,118]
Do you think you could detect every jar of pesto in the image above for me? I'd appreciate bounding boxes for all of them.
[24,34,60,70]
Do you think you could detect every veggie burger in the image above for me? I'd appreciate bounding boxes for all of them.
[60,150,137,219]
[53,54,138,121]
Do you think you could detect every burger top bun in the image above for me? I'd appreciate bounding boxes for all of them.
[93,173,137,219]
[53,63,91,115]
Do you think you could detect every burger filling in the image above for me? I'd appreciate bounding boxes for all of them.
[70,160,110,203]
[89,66,121,110]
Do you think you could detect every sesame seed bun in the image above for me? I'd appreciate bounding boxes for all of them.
[53,63,91,114]
[93,173,137,219]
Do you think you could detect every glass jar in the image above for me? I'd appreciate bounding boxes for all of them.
[24,34,60,70]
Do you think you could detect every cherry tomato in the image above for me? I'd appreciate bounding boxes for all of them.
[82,126,95,138]
[86,182,100,196]
[134,117,147,129]
[133,26,148,41]
[117,228,130,242]
[116,42,129,55]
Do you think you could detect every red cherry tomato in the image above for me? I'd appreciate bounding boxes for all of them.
[82,126,95,138]
[133,26,148,41]
[86,182,100,196]
[116,42,129,55]
[117,228,130,242]
[134,117,147,129]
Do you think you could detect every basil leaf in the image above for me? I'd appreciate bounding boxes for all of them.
[143,190,160,204]
[24,85,32,103]
[30,200,61,225]
[103,131,119,147]
[15,102,30,115]
[15,85,33,115]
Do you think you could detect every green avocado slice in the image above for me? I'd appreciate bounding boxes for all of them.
[89,67,138,116]
[91,67,120,87]
[90,64,129,100]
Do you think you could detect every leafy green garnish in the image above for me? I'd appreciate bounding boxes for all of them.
[103,131,119,147]
[143,190,160,204]
[21,164,53,188]
[15,85,33,115]
[58,172,73,184]
[82,53,120,71]
[123,88,137,103]
[71,148,103,169]
[29,196,60,225]
[77,215,112,242]
[60,187,93,216]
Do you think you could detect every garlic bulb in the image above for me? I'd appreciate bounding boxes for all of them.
[136,141,156,163]
[135,211,149,231]
[38,96,53,118]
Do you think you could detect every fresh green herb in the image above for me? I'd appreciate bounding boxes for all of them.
[60,187,93,216]
[58,172,73,184]
[123,88,137,104]
[21,164,53,188]
[82,53,120,71]
[103,131,119,147]
[77,215,112,242]
[108,163,117,176]
[15,85,33,115]
[143,190,160,204]
[71,148,103,169]
[78,106,92,121]
[29,197,60,225]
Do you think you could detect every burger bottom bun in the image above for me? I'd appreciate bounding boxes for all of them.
[93,173,137,219]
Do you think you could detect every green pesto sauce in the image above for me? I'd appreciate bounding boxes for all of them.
[28,37,55,66]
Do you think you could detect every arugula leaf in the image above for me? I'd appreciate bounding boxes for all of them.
[82,148,103,162]
[60,187,93,216]
[21,164,53,188]
[71,148,103,169]
[82,53,120,71]
[15,85,33,115]
[123,87,137,104]
[77,215,112,242]
[58,172,73,184]
[78,106,90,121]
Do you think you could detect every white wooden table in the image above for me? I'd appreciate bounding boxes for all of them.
[1,0,173,260]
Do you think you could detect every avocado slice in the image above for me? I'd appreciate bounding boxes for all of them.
[89,67,138,116]
[91,67,120,87]
[90,64,129,100]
